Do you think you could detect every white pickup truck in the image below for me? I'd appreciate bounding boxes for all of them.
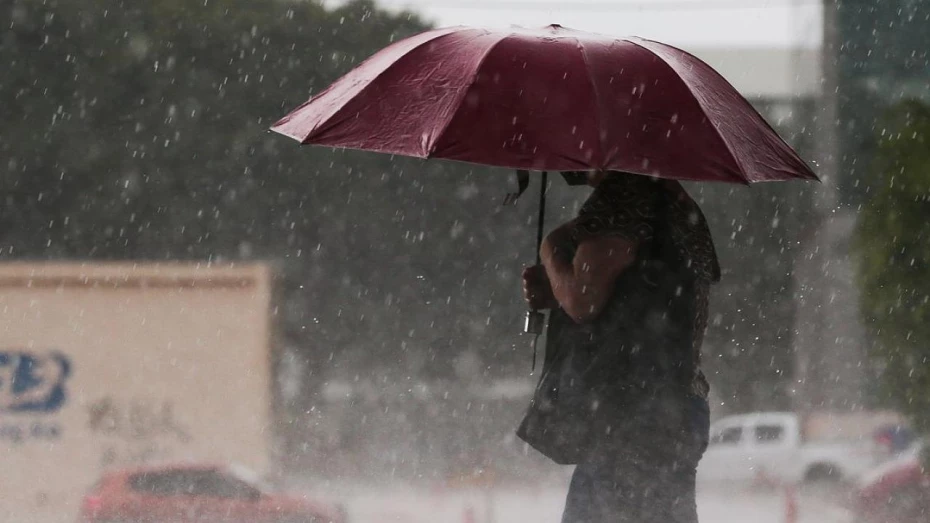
[697,411,905,485]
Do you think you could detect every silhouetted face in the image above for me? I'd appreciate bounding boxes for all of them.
[560,171,589,186]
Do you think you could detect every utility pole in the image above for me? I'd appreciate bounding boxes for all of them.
[817,0,839,206]
[792,0,867,413]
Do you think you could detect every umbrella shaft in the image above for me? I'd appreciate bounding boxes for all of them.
[535,171,547,266]
[527,172,548,371]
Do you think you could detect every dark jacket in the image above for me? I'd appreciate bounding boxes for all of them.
[517,174,719,464]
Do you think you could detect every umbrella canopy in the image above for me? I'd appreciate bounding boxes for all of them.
[271,24,817,184]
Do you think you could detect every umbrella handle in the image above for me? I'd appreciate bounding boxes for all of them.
[525,171,548,372]
[526,171,547,332]
[525,310,545,373]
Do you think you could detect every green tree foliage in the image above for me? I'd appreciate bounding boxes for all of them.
[835,0,930,207]
[855,100,930,431]
[1,0,518,369]
[2,0,548,476]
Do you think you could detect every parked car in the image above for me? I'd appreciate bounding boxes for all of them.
[853,441,930,523]
[77,463,346,523]
[873,424,917,454]
[697,411,898,484]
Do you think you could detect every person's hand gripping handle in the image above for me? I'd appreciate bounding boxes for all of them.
[522,265,554,330]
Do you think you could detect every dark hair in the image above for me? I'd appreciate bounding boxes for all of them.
[560,171,589,186]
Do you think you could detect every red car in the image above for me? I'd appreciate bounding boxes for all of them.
[78,463,346,523]
[854,442,930,523]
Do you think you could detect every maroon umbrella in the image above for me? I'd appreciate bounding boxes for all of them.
[271,24,817,184]
[272,25,817,347]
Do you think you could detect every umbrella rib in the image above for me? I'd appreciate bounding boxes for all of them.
[292,27,468,145]
[425,33,513,159]
[575,37,606,169]
[624,38,748,184]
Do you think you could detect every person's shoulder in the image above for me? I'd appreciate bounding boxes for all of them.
[570,212,653,244]
[575,232,638,253]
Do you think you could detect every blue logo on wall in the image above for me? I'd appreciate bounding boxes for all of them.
[0,351,71,413]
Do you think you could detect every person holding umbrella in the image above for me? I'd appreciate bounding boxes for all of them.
[271,23,816,523]
[520,169,718,523]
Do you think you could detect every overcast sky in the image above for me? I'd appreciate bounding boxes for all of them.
[365,0,823,49]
